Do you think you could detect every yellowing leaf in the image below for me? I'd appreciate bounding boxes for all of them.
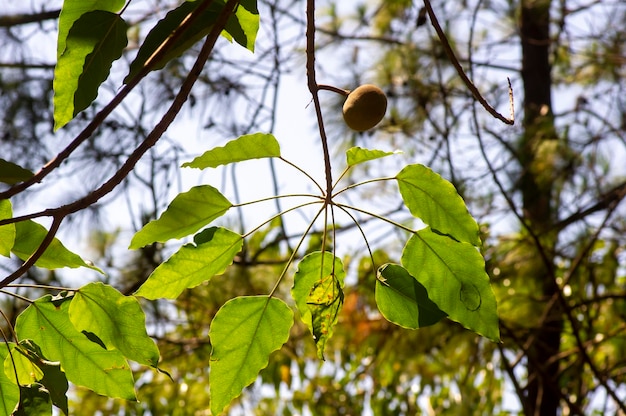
[291,252,345,359]
[306,273,344,359]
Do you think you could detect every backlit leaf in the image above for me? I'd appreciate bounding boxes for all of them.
[209,296,292,415]
[129,185,232,249]
[135,227,243,300]
[56,0,125,58]
[0,159,34,185]
[15,294,137,400]
[375,263,447,329]
[182,133,280,169]
[306,273,344,359]
[14,384,51,416]
[346,147,398,167]
[292,252,345,359]
[124,0,221,84]
[53,11,128,130]
[0,200,15,257]
[0,343,20,415]
[222,0,259,52]
[401,229,500,341]
[11,220,101,272]
[8,340,68,415]
[396,164,480,246]
[70,283,160,367]
[3,345,43,385]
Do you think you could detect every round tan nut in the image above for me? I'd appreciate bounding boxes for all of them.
[342,84,387,131]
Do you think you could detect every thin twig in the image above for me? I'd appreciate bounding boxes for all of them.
[423,0,514,125]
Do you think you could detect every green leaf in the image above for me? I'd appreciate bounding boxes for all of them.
[401,229,500,341]
[291,252,345,359]
[53,10,128,130]
[0,159,34,185]
[222,0,259,52]
[182,133,280,169]
[14,294,137,400]
[396,164,480,246]
[135,227,243,300]
[129,185,232,249]
[346,147,398,167]
[11,220,101,272]
[0,200,15,257]
[8,341,68,416]
[69,283,160,367]
[3,345,43,385]
[375,263,447,329]
[124,1,221,84]
[56,0,125,58]
[54,11,128,130]
[0,344,20,415]
[13,384,51,416]
[209,296,293,416]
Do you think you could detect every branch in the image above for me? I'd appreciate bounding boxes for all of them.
[0,0,238,285]
[554,180,626,231]
[423,0,514,125]
[305,0,333,201]
[0,9,60,27]
[0,0,217,201]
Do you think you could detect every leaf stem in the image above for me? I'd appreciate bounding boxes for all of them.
[242,200,323,240]
[233,193,323,209]
[279,156,325,194]
[317,84,350,96]
[332,177,396,198]
[333,202,416,235]
[268,204,326,298]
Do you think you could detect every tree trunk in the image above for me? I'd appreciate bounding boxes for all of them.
[519,0,564,415]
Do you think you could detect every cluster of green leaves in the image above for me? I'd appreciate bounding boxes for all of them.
[125,132,499,414]
[0,0,500,415]
[2,284,159,414]
[53,0,258,130]
[0,0,259,414]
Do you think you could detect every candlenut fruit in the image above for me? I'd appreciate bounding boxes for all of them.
[342,84,387,131]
